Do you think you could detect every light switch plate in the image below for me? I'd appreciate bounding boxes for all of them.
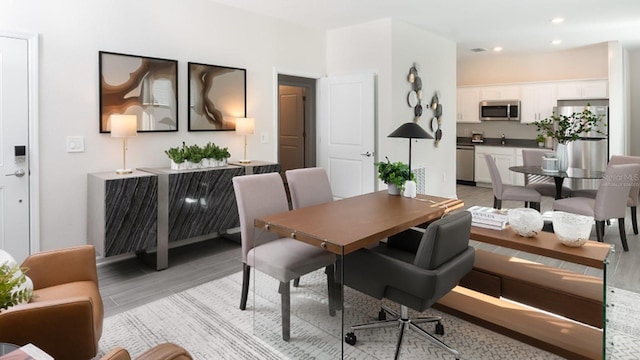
[260,132,269,144]
[66,136,85,153]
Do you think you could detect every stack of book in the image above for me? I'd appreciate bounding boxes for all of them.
[468,206,509,230]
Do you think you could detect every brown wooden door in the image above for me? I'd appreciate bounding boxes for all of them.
[278,85,305,174]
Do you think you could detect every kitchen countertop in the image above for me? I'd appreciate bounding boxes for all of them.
[456,137,552,149]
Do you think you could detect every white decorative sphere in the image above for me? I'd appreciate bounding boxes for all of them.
[552,211,593,247]
[508,208,544,237]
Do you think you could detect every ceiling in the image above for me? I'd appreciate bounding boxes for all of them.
[208,0,640,59]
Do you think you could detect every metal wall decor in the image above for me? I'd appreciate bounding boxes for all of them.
[407,62,443,146]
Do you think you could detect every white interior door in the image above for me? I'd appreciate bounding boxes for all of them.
[0,36,30,262]
[318,73,375,199]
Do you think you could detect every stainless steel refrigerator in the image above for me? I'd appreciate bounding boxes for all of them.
[556,99,609,190]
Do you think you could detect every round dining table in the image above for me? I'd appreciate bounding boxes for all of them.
[509,166,605,199]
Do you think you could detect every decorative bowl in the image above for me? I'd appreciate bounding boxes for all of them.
[552,211,594,247]
[508,208,543,237]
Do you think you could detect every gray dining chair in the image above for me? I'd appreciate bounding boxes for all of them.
[343,210,474,360]
[285,167,334,210]
[485,154,541,210]
[553,163,640,251]
[522,149,572,198]
[285,167,334,288]
[571,155,640,235]
[232,172,336,341]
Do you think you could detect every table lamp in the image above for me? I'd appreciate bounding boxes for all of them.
[236,117,255,163]
[388,122,433,171]
[110,114,137,174]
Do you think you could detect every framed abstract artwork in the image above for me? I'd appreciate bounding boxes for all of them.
[99,51,178,133]
[188,62,246,131]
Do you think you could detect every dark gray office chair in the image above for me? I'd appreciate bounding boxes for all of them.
[343,211,475,360]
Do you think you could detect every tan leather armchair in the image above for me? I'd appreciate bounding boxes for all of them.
[0,245,103,360]
[100,343,193,360]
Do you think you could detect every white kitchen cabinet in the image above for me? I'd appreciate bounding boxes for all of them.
[480,85,520,100]
[475,146,528,186]
[520,83,557,124]
[456,87,481,123]
[556,79,608,100]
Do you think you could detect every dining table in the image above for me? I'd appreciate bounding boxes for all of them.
[252,190,463,358]
[509,165,605,199]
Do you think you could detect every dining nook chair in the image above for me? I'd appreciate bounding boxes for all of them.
[285,167,333,210]
[485,154,541,210]
[232,172,336,341]
[553,163,640,251]
[571,155,640,235]
[285,167,334,288]
[521,149,572,198]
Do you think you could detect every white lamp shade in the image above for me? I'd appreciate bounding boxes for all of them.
[110,115,138,138]
[235,117,255,136]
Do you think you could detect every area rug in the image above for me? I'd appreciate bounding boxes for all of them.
[96,270,640,359]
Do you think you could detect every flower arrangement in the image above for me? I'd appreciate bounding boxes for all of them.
[531,105,605,144]
[376,157,415,191]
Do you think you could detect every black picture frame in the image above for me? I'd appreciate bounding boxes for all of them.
[188,62,246,131]
[99,51,178,133]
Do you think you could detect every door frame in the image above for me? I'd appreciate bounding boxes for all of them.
[272,68,323,164]
[1,31,40,255]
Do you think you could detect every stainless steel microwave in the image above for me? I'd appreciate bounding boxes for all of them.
[479,100,520,121]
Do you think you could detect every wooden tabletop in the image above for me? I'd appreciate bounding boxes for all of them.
[470,226,612,269]
[255,191,463,255]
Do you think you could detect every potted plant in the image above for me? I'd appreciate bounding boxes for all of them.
[530,105,605,170]
[376,157,415,195]
[535,134,546,147]
[165,144,186,170]
[1,263,32,312]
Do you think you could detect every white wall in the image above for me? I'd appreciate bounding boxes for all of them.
[0,0,326,251]
[629,49,640,156]
[391,21,457,198]
[457,43,608,85]
[326,19,457,198]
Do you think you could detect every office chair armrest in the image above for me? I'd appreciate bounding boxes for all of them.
[345,248,436,300]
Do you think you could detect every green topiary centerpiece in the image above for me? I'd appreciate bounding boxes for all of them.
[376,157,415,194]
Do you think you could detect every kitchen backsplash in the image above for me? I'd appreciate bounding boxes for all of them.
[456,121,539,140]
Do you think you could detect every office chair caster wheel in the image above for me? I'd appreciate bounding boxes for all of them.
[435,321,445,335]
[378,309,387,320]
[345,332,357,345]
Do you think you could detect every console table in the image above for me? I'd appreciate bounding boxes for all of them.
[88,162,279,270]
[435,226,613,360]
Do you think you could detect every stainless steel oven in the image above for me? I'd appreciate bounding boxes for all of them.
[456,144,475,185]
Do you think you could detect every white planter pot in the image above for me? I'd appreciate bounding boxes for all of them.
[171,160,187,171]
[387,183,400,195]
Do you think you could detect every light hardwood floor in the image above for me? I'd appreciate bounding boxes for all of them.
[97,184,640,318]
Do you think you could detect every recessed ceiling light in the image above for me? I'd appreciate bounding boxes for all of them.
[551,17,565,24]
[493,46,503,52]
[551,39,562,45]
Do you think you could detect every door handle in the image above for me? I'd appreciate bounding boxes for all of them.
[360,151,374,157]
[5,169,25,178]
